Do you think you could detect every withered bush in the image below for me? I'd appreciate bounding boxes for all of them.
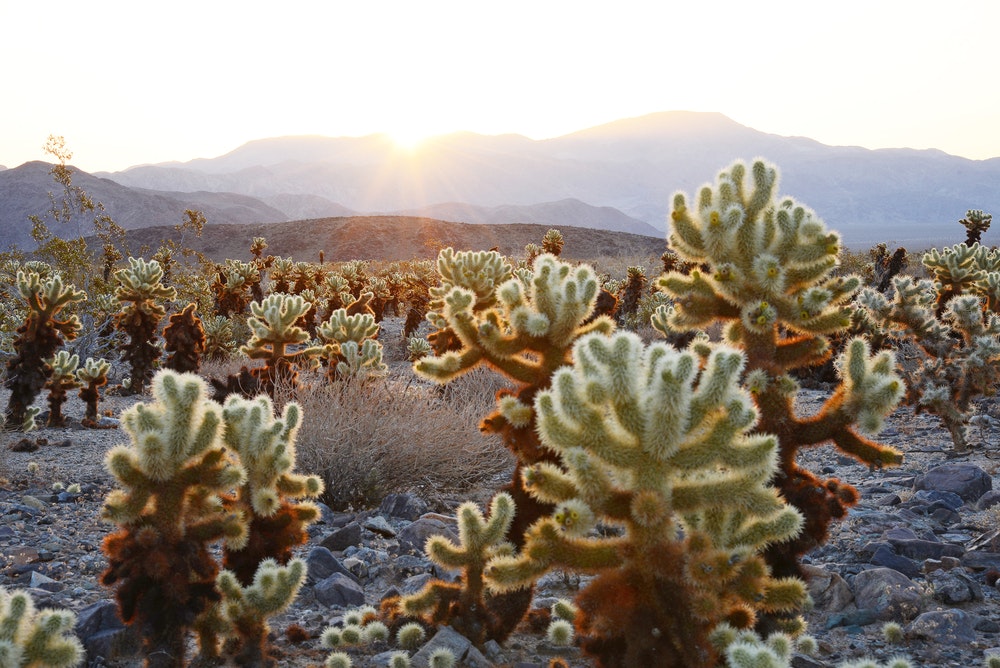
[290,368,513,510]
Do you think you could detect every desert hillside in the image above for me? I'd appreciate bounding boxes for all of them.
[117,215,667,263]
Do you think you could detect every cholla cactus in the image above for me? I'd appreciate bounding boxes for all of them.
[960,209,992,246]
[541,228,565,256]
[219,394,324,585]
[212,260,258,317]
[317,306,387,380]
[202,315,239,361]
[857,274,1000,451]
[406,336,432,362]
[114,257,177,394]
[163,303,206,374]
[4,271,85,430]
[76,357,111,427]
[239,293,322,396]
[922,242,1000,314]
[616,265,648,327]
[44,350,80,427]
[198,559,307,666]
[403,250,614,640]
[0,585,83,668]
[486,334,806,667]
[399,493,515,644]
[658,159,903,583]
[100,371,247,668]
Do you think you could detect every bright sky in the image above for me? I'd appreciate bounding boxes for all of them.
[2,1,998,173]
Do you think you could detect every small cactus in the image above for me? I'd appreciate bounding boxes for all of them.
[76,357,111,428]
[0,585,84,668]
[44,350,80,427]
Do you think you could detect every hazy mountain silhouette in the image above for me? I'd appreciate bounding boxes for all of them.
[5,112,1000,251]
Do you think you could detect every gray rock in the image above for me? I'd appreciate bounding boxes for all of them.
[801,564,854,613]
[962,551,1000,571]
[869,545,920,579]
[851,567,923,621]
[364,515,397,538]
[75,600,140,663]
[979,490,1000,510]
[889,538,964,561]
[913,489,965,510]
[907,608,978,644]
[914,463,992,503]
[320,521,363,552]
[29,570,64,592]
[397,517,458,555]
[380,493,430,521]
[926,569,983,604]
[306,546,358,584]
[314,572,366,608]
[410,625,490,668]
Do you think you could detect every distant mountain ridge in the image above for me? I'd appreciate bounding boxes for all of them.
[3,111,999,251]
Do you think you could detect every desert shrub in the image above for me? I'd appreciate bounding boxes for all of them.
[292,369,512,510]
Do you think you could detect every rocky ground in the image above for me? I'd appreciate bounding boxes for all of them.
[6,380,1000,667]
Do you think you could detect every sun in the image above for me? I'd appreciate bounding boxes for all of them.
[387,127,433,152]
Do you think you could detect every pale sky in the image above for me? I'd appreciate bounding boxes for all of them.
[2,0,998,173]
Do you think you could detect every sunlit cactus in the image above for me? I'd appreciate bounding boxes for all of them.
[44,350,80,427]
[658,159,903,587]
[4,271,86,430]
[0,585,84,668]
[541,228,565,256]
[114,257,177,394]
[239,293,322,395]
[405,249,614,640]
[196,559,307,666]
[76,357,111,427]
[212,259,258,317]
[219,393,324,585]
[317,306,387,380]
[398,493,516,644]
[857,273,1000,452]
[100,370,247,668]
[959,208,992,246]
[486,333,805,667]
[202,315,239,361]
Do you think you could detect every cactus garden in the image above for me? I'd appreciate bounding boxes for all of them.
[4,161,1000,668]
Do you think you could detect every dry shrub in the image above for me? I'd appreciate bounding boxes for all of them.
[289,368,514,510]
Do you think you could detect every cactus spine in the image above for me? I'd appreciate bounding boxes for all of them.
[658,159,904,585]
[163,303,206,374]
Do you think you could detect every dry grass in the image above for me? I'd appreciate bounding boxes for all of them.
[280,367,515,511]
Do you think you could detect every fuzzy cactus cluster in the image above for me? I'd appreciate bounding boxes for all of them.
[0,586,83,668]
[658,159,904,584]
[114,257,176,394]
[100,370,322,668]
[4,270,85,430]
[857,242,1000,452]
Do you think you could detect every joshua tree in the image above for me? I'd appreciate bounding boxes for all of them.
[658,159,904,586]
[4,271,85,430]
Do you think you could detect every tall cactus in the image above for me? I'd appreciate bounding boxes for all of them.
[100,371,247,668]
[486,334,805,667]
[316,304,387,380]
[238,293,322,396]
[4,271,85,430]
[114,257,176,394]
[76,357,111,428]
[44,350,80,427]
[658,159,903,584]
[163,303,206,374]
[401,249,614,640]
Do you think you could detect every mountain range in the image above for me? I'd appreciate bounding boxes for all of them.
[3,111,999,252]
